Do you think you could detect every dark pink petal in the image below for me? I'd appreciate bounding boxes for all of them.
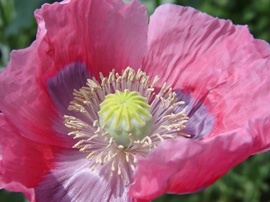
[0,114,59,191]
[143,4,270,137]
[129,116,270,200]
[0,39,73,148]
[35,150,140,202]
[35,0,148,81]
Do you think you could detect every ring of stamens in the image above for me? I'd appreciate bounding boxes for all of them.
[64,67,189,183]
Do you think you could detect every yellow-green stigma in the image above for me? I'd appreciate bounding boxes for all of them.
[98,89,152,147]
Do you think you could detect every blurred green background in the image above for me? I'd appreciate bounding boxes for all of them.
[0,0,270,201]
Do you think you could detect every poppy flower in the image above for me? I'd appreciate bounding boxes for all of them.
[1,0,270,201]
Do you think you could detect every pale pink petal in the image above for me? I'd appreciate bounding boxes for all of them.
[0,114,59,190]
[35,12,46,39]
[60,0,70,4]
[143,4,270,137]
[35,150,136,202]
[34,0,148,80]
[129,115,270,200]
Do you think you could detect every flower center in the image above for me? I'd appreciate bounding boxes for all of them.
[64,67,189,182]
[98,89,152,147]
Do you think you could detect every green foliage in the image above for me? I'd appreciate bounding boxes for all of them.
[0,0,58,69]
[0,0,270,201]
[0,189,28,202]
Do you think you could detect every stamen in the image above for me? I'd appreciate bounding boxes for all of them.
[63,67,189,183]
[150,76,159,88]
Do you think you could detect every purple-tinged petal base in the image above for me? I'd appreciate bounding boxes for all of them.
[47,63,91,136]
[35,149,136,202]
[47,63,91,116]
[175,90,215,139]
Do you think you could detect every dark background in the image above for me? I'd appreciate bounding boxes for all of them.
[0,0,270,201]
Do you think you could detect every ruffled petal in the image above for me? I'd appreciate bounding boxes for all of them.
[143,4,270,137]
[0,38,73,148]
[129,115,270,200]
[0,0,148,148]
[35,150,136,202]
[247,115,270,154]
[0,114,59,192]
[35,0,148,80]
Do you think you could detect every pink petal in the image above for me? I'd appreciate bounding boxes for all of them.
[0,0,148,148]
[129,116,270,200]
[247,115,270,154]
[143,4,270,137]
[0,39,73,148]
[34,0,148,80]
[35,11,46,39]
[35,149,138,202]
[0,114,59,191]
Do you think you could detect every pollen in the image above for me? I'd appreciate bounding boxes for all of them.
[64,67,189,183]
